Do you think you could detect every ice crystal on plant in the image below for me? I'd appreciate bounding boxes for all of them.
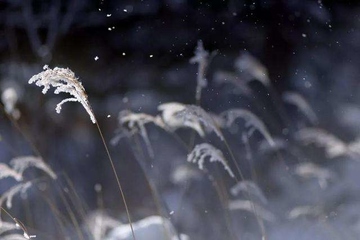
[158,102,206,137]
[28,65,96,124]
[174,104,224,141]
[187,143,234,178]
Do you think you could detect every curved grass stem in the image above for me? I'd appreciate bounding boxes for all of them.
[95,121,136,240]
[222,135,267,240]
[131,134,174,240]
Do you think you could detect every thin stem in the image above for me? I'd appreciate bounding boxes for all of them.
[0,103,41,157]
[162,132,236,239]
[42,194,68,238]
[56,183,84,240]
[95,121,136,240]
[1,207,32,238]
[63,173,89,220]
[209,172,237,240]
[222,137,267,240]
[0,104,84,238]
[131,134,172,240]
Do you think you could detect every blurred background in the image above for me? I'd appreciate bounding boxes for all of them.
[1,0,360,239]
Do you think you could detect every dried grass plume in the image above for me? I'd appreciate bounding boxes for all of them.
[29,65,96,123]
[187,143,234,178]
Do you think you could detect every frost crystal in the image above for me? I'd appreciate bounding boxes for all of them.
[29,65,96,124]
[346,138,360,158]
[158,102,205,137]
[174,104,224,141]
[187,143,234,178]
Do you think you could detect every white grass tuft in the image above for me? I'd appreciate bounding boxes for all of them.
[0,163,23,181]
[230,181,268,204]
[221,109,274,146]
[84,210,122,240]
[106,215,188,240]
[1,87,20,119]
[158,102,204,136]
[158,102,223,140]
[258,137,287,153]
[111,110,166,157]
[10,156,57,180]
[174,104,224,141]
[228,200,276,222]
[0,221,19,235]
[187,143,234,178]
[0,234,32,240]
[234,52,270,87]
[287,205,323,219]
[213,70,253,96]
[294,162,335,188]
[295,128,347,158]
[282,91,318,124]
[28,65,96,124]
[0,182,32,208]
[296,128,360,160]
[171,165,202,185]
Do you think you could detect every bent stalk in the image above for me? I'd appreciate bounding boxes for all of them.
[95,121,136,240]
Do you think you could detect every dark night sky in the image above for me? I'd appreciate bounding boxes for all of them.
[1,0,359,93]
